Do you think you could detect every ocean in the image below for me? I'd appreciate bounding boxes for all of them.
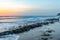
[0,16,59,40]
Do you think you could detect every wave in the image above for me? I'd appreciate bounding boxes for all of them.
[0,16,59,40]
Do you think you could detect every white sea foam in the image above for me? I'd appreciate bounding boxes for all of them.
[0,16,59,40]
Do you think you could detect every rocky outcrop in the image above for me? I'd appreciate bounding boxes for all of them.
[0,18,59,36]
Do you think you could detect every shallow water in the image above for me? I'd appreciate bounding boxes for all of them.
[0,16,54,32]
[17,22,60,40]
[0,22,59,40]
[0,16,59,40]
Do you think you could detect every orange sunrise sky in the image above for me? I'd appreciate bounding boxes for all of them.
[0,0,30,16]
[0,0,60,16]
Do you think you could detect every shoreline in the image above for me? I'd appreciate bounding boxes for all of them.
[18,22,60,40]
[0,18,59,36]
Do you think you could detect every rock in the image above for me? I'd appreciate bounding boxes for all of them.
[57,13,60,16]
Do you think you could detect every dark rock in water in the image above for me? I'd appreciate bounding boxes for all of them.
[46,28,55,33]
[41,33,51,36]
[46,30,52,33]
[41,31,51,36]
[0,23,42,36]
[45,18,59,24]
[57,13,60,16]
[41,38,48,40]
[46,30,55,33]
[41,29,54,36]
[49,21,54,24]
[0,31,13,36]
[36,23,42,27]
[40,22,49,25]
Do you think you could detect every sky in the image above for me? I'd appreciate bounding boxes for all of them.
[0,0,60,16]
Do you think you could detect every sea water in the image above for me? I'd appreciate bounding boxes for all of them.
[0,16,59,40]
